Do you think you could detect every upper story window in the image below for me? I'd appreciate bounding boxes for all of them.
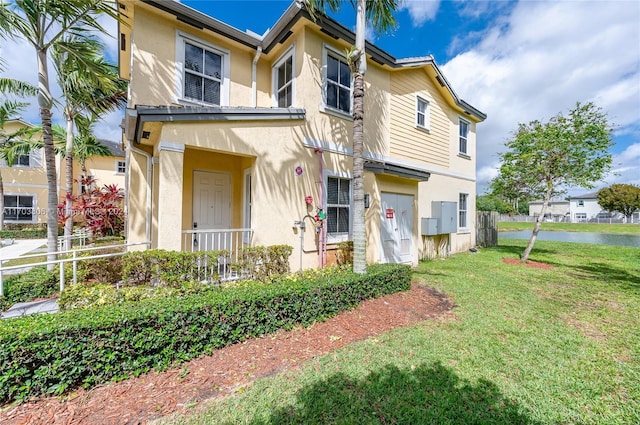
[176,32,230,106]
[459,118,470,155]
[326,176,351,241]
[116,160,126,174]
[416,96,430,130]
[577,200,584,207]
[322,45,352,116]
[273,46,295,107]
[459,193,469,229]
[12,154,30,167]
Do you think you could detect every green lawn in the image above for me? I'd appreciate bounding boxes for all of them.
[157,241,640,425]
[499,221,640,234]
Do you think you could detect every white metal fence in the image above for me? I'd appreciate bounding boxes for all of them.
[0,241,150,297]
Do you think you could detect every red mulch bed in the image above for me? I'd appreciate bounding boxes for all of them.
[502,258,554,270]
[1,282,455,425]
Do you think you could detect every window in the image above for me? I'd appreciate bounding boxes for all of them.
[459,118,469,155]
[4,195,34,222]
[575,213,587,222]
[273,48,294,107]
[324,47,352,114]
[459,193,468,229]
[416,96,430,130]
[116,160,126,174]
[11,154,30,167]
[326,176,351,237]
[176,32,230,106]
[577,200,584,207]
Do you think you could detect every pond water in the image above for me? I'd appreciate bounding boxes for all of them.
[499,230,640,247]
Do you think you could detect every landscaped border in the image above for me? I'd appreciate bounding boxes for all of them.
[0,263,411,403]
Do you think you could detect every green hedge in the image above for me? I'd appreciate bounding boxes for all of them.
[0,267,58,311]
[0,263,411,403]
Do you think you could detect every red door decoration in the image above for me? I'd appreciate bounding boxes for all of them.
[386,208,394,219]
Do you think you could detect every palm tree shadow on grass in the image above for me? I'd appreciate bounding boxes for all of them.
[561,262,640,293]
[491,243,558,258]
[254,362,538,425]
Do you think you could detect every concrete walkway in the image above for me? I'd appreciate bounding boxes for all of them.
[1,298,59,319]
[0,238,47,260]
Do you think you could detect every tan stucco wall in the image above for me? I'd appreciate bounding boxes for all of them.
[125,3,481,266]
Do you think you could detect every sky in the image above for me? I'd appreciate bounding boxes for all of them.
[1,0,639,195]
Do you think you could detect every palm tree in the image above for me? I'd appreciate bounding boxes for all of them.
[71,115,113,178]
[306,0,399,273]
[0,0,119,264]
[53,36,127,248]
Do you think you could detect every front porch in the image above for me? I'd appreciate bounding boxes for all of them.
[146,145,255,256]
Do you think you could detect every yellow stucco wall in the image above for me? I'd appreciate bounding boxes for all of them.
[125,3,482,266]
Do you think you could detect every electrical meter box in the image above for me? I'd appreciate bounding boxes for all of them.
[432,201,458,234]
[421,218,438,236]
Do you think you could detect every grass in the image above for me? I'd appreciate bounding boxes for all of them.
[156,240,640,425]
[498,221,640,234]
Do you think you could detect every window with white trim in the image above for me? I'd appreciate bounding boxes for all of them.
[459,193,468,229]
[116,160,126,174]
[326,176,351,238]
[11,154,30,167]
[459,118,469,155]
[176,33,230,106]
[324,47,352,114]
[273,48,294,107]
[416,96,430,130]
[577,200,584,207]
[4,194,34,222]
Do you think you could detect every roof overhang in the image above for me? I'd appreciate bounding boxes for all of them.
[140,0,486,122]
[124,105,306,144]
[364,160,431,182]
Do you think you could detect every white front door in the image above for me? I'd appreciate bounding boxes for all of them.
[193,171,231,250]
[380,193,414,263]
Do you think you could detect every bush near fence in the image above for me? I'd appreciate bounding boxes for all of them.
[0,263,411,403]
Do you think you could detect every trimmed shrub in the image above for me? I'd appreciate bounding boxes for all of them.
[0,267,58,311]
[0,263,411,403]
[235,245,293,281]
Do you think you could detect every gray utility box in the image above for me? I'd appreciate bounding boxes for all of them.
[421,201,458,235]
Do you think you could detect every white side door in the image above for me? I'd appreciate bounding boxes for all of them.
[380,193,414,263]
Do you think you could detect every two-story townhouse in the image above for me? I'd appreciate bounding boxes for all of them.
[119,0,486,269]
[1,118,125,226]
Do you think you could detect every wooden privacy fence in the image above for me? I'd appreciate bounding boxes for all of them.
[477,211,498,247]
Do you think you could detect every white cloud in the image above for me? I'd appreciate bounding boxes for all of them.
[441,0,640,194]
[400,0,440,26]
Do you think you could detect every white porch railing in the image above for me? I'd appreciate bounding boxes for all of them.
[182,228,253,259]
[0,241,150,297]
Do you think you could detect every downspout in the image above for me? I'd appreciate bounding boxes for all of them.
[251,46,262,107]
[128,141,152,245]
[315,148,326,268]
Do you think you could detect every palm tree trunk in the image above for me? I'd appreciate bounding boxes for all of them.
[352,0,367,274]
[64,115,74,250]
[37,48,58,269]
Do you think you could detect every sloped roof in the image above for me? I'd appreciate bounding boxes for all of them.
[140,0,486,121]
[98,138,125,157]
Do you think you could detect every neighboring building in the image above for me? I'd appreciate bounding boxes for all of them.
[529,199,569,221]
[568,191,621,222]
[119,0,486,268]
[0,118,50,224]
[0,118,125,225]
[69,139,126,194]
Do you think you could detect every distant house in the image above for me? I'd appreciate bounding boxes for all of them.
[568,191,606,222]
[529,199,569,221]
[0,118,125,225]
